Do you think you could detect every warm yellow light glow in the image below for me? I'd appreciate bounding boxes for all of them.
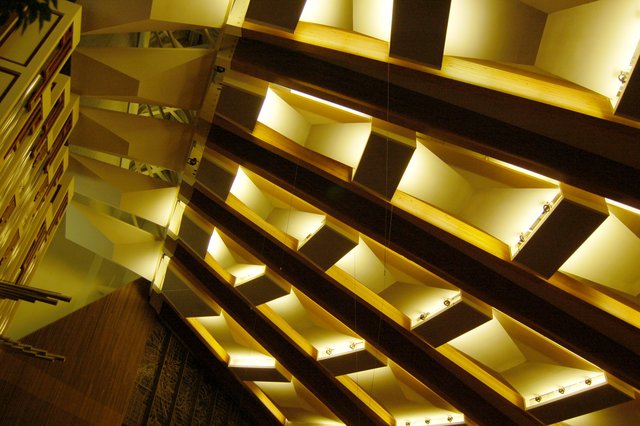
[258,89,311,145]
[352,0,393,42]
[489,159,560,185]
[258,87,371,172]
[536,0,640,102]
[444,0,490,58]
[398,143,474,214]
[449,318,525,373]
[607,198,640,216]
[525,373,606,408]
[508,190,562,253]
[167,200,186,236]
[267,208,326,249]
[207,229,266,284]
[207,230,234,266]
[300,0,351,29]
[317,339,364,360]
[402,414,465,426]
[152,254,171,290]
[229,168,274,219]
[229,355,276,368]
[290,89,370,119]
[226,263,266,285]
[560,215,640,296]
[300,0,393,42]
[335,239,394,293]
[411,293,461,327]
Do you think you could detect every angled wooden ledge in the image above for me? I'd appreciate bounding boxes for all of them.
[206,124,640,392]
[187,186,543,426]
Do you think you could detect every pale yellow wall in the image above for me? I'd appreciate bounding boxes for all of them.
[397,143,474,214]
[445,0,547,64]
[352,0,393,41]
[457,187,559,246]
[561,215,640,296]
[258,89,311,145]
[150,0,230,28]
[230,170,274,220]
[335,239,395,294]
[77,0,150,33]
[300,0,354,30]
[71,107,192,171]
[536,0,640,99]
[5,222,138,339]
[207,231,237,269]
[65,201,162,280]
[267,209,326,243]
[305,122,371,169]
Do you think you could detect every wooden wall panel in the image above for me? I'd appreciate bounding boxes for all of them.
[0,280,157,425]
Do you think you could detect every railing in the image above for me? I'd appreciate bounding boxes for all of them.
[0,279,71,305]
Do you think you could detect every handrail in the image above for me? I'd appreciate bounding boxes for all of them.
[0,279,71,304]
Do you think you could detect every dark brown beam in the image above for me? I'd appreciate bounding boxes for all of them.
[187,188,542,426]
[207,124,640,391]
[170,243,385,426]
[231,36,640,210]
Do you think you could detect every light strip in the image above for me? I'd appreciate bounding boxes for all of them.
[167,200,186,236]
[152,254,171,290]
[488,158,559,185]
[525,373,606,408]
[607,198,640,216]
[290,89,370,118]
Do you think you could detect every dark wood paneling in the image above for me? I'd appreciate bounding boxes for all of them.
[0,280,156,425]
[207,124,640,392]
